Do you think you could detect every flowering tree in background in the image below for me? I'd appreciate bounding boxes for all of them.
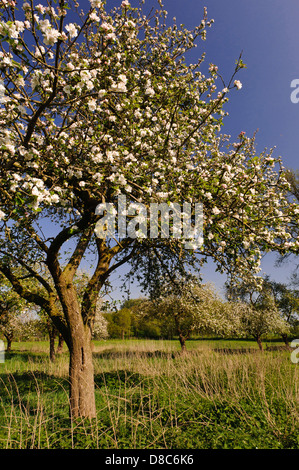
[0,303,22,351]
[0,274,29,351]
[92,297,108,340]
[0,0,298,417]
[239,301,290,351]
[225,277,290,350]
[262,277,299,346]
[139,279,243,351]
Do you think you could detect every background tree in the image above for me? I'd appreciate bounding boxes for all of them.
[0,302,22,352]
[0,0,298,418]
[92,299,109,341]
[139,279,243,351]
[118,297,165,339]
[239,302,290,351]
[226,277,290,350]
[265,278,299,345]
[34,307,65,361]
[0,274,30,351]
[105,307,131,339]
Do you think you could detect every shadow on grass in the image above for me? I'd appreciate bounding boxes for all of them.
[0,367,147,395]
[0,370,69,405]
[213,347,259,355]
[3,350,49,363]
[93,349,179,360]
[94,369,146,389]
[214,345,292,354]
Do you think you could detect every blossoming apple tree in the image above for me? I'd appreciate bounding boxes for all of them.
[0,273,30,351]
[0,0,298,417]
[238,291,290,352]
[139,279,244,351]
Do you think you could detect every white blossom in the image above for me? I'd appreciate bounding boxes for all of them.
[65,23,78,39]
[145,87,155,97]
[43,28,61,46]
[234,80,242,90]
[89,0,102,8]
[212,207,220,215]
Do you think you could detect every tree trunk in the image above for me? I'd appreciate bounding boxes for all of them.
[46,242,112,420]
[4,333,12,353]
[68,326,96,419]
[178,332,187,352]
[49,280,97,419]
[49,334,55,362]
[281,333,289,347]
[56,333,64,354]
[256,335,263,351]
[48,323,56,362]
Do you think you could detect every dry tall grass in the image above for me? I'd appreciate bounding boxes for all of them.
[0,340,298,448]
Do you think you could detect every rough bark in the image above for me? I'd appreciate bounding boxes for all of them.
[47,321,56,362]
[49,333,55,362]
[281,333,289,347]
[55,279,97,419]
[68,326,96,419]
[56,333,64,354]
[4,333,12,353]
[256,335,263,351]
[178,332,187,352]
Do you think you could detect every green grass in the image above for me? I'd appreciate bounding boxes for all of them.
[0,338,298,449]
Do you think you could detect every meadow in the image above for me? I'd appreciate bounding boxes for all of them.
[0,338,298,449]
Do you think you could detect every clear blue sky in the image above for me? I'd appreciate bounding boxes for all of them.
[105,0,299,300]
[163,0,299,167]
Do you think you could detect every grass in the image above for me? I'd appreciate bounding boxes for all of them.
[0,338,298,449]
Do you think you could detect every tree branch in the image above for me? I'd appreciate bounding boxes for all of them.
[0,263,49,310]
[0,249,52,293]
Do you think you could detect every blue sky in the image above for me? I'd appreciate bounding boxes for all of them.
[104,0,299,300]
[165,0,299,166]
